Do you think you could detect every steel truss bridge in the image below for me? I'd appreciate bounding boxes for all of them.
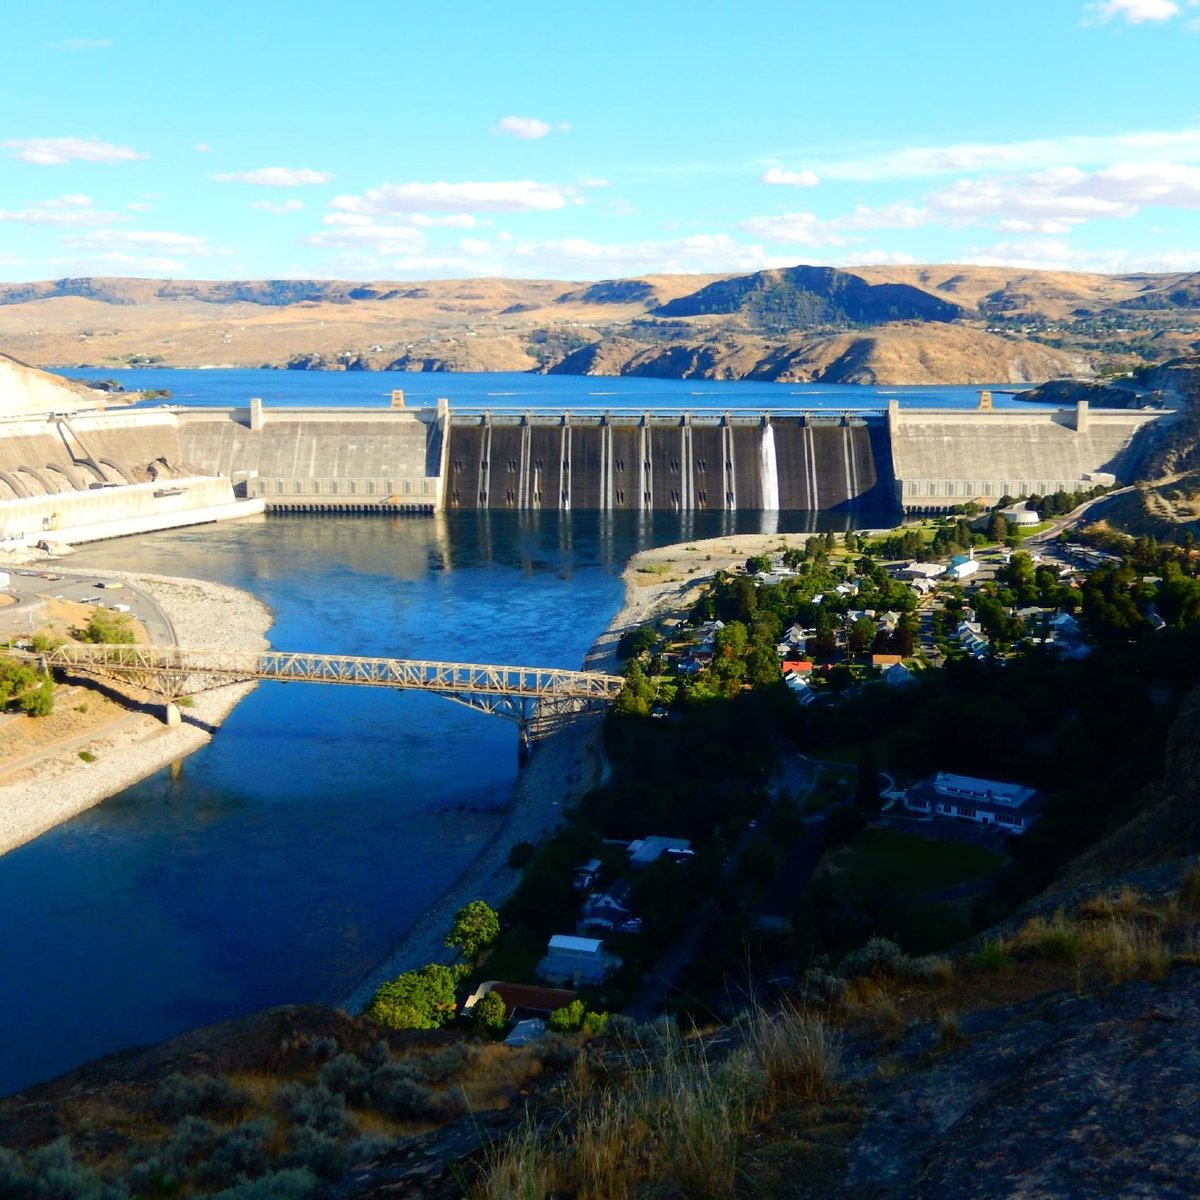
[33,644,626,752]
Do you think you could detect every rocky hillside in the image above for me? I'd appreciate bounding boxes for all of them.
[0,264,1196,385]
[546,323,1083,385]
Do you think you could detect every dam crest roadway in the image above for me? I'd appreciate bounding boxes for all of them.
[25,643,625,756]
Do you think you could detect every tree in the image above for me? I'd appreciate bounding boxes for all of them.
[365,963,462,1030]
[472,989,507,1032]
[548,999,585,1032]
[80,609,136,645]
[19,677,55,718]
[445,900,500,964]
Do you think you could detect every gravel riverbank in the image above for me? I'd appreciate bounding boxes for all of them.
[345,529,817,1009]
[0,568,272,856]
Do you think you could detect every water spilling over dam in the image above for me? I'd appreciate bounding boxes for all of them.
[442,411,892,513]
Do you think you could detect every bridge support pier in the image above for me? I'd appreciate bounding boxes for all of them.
[163,702,182,727]
[517,718,533,766]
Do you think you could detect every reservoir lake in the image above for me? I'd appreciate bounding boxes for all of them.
[0,370,1034,1094]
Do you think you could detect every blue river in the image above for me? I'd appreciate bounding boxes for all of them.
[0,370,1030,1095]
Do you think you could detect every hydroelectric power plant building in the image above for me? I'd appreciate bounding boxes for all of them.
[0,359,1170,545]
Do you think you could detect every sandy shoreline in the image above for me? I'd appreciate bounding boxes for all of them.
[343,529,817,1009]
[0,566,273,856]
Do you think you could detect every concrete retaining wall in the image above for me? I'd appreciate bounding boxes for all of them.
[0,475,252,543]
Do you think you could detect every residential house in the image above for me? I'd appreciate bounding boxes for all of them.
[627,836,694,868]
[881,662,917,687]
[536,934,619,987]
[903,771,1042,834]
[785,673,818,705]
[573,859,602,892]
[461,981,578,1022]
[581,878,638,933]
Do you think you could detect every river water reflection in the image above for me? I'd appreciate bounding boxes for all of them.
[0,506,895,1094]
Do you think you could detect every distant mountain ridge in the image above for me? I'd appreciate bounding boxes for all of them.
[0,264,1195,385]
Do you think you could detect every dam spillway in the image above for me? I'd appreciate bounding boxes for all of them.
[442,412,892,512]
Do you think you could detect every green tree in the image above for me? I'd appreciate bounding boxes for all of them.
[19,676,55,718]
[547,999,585,1032]
[445,899,500,964]
[80,609,136,645]
[365,963,463,1030]
[472,989,508,1032]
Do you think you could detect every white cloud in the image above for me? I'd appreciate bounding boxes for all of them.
[307,217,428,256]
[0,194,122,227]
[806,128,1200,181]
[579,178,610,188]
[3,137,146,165]
[494,116,553,139]
[960,235,1200,273]
[250,199,305,214]
[927,162,1200,226]
[212,167,332,186]
[409,213,477,227]
[49,251,188,274]
[194,142,211,153]
[762,167,820,187]
[127,201,154,212]
[329,179,573,215]
[46,38,111,50]
[63,229,210,254]
[509,233,794,276]
[740,211,843,246]
[997,218,1077,234]
[1085,0,1181,22]
[740,201,930,245]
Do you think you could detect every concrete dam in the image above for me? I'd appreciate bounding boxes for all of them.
[0,374,1169,547]
[175,398,1166,517]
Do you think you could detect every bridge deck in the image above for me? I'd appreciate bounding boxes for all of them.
[34,644,626,702]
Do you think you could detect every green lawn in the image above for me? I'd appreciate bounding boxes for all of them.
[827,828,1005,897]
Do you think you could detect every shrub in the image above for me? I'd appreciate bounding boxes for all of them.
[839,937,912,981]
[21,1137,126,1200]
[152,1073,250,1121]
[801,966,849,1007]
[197,1118,275,1188]
[274,1083,358,1138]
[318,1054,372,1104]
[971,940,1011,971]
[418,1042,475,1084]
[282,1126,350,1179]
[203,1167,319,1200]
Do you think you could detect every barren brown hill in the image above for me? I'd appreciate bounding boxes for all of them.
[546,323,1084,384]
[0,264,1194,384]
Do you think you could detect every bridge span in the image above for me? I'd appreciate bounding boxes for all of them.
[31,644,626,757]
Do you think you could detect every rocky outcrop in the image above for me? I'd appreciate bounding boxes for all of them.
[845,969,1200,1198]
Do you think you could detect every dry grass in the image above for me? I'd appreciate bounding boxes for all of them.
[474,1009,841,1200]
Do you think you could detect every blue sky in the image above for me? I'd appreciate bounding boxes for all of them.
[2,0,1199,282]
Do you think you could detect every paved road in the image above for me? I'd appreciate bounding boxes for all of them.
[0,567,176,645]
